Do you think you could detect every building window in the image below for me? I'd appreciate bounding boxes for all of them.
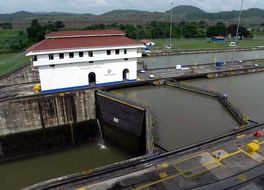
[124,49,127,54]
[33,55,38,61]
[49,54,54,60]
[69,52,74,58]
[79,52,83,57]
[115,49,120,55]
[124,58,128,61]
[107,50,111,55]
[59,53,64,59]
[88,51,93,57]
[89,61,94,63]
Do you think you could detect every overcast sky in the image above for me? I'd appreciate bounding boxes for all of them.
[0,0,263,14]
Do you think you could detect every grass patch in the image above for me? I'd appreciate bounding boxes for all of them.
[0,52,29,77]
[0,29,28,54]
[151,38,264,50]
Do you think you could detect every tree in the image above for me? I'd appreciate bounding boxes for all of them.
[182,23,197,38]
[0,22,13,29]
[207,22,226,37]
[226,24,251,38]
[55,20,65,29]
[198,20,207,28]
[26,19,45,43]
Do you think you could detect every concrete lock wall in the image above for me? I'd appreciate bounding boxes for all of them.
[0,90,96,136]
[96,90,154,155]
[0,63,39,86]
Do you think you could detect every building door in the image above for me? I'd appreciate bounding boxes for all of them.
[88,72,96,85]
[123,69,129,81]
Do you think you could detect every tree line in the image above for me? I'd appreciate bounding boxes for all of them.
[1,19,253,53]
[0,19,65,53]
[85,21,252,39]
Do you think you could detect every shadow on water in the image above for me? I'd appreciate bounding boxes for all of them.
[0,120,133,190]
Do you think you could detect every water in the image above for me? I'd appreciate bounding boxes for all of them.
[188,72,264,122]
[114,86,238,151]
[141,50,264,69]
[0,143,130,190]
[97,119,106,149]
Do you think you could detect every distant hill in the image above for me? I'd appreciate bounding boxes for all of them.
[100,9,167,21]
[1,5,264,28]
[0,11,36,20]
[0,11,93,21]
[167,5,205,16]
[102,10,151,17]
[186,8,264,20]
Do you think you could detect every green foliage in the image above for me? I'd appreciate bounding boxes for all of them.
[207,22,227,37]
[0,23,13,29]
[26,19,65,43]
[226,24,251,38]
[27,19,45,43]
[84,21,208,39]
[0,29,28,53]
[55,20,65,29]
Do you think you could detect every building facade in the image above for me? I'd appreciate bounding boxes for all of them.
[26,30,144,92]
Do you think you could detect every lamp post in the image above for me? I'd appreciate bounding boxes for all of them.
[231,0,244,64]
[169,1,173,49]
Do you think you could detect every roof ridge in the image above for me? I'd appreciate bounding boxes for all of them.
[45,29,125,39]
[26,35,143,54]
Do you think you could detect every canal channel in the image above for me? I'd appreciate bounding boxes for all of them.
[1,51,264,189]
[0,143,130,190]
[141,49,264,69]
[113,85,238,151]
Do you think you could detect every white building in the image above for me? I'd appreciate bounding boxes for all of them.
[26,30,144,92]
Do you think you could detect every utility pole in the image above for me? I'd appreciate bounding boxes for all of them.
[231,0,244,64]
[169,1,173,49]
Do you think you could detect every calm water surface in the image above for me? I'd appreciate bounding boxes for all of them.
[0,143,130,190]
[142,50,264,69]
[114,86,238,151]
[188,72,264,122]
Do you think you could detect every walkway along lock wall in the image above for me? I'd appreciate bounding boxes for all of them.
[96,90,154,156]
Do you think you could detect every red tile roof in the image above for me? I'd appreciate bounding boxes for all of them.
[46,30,125,39]
[27,30,141,53]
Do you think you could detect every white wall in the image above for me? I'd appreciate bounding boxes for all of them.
[39,58,137,91]
[32,47,141,67]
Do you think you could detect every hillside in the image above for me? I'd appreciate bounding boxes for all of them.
[0,11,36,20]
[1,5,264,28]
[187,8,264,20]
[167,5,205,16]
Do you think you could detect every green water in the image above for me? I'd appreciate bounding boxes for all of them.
[0,143,130,190]
[188,72,264,122]
[114,85,238,151]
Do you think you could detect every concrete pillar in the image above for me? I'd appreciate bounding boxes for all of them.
[70,123,75,144]
[145,107,154,155]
